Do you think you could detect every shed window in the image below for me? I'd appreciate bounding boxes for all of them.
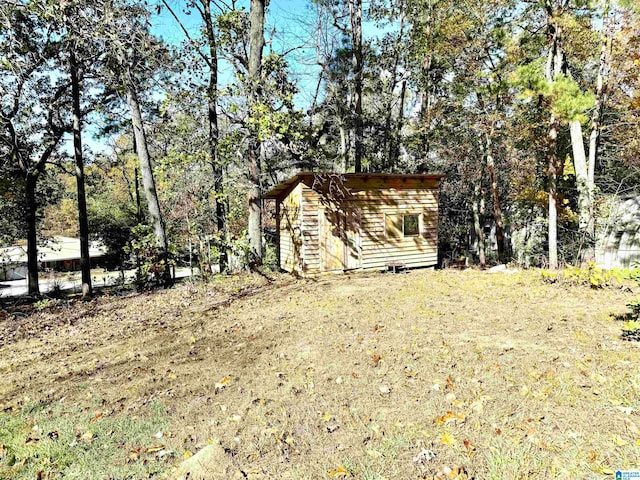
[386,213,421,238]
[403,214,420,236]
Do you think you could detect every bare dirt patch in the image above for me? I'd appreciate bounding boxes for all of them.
[1,270,638,479]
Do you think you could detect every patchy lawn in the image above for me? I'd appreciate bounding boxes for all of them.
[0,269,638,479]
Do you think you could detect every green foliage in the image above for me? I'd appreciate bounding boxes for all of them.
[262,242,279,272]
[512,63,594,122]
[548,75,595,122]
[125,224,175,290]
[512,59,548,97]
[541,263,637,289]
[620,268,640,341]
[0,399,170,479]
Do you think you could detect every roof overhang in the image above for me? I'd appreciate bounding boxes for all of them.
[264,172,445,201]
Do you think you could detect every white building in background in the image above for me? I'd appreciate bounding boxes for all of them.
[596,197,640,269]
[0,236,107,281]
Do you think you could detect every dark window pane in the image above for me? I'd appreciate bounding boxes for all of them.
[403,214,419,236]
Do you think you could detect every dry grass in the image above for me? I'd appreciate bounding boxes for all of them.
[0,269,639,479]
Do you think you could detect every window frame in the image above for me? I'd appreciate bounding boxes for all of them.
[385,212,422,239]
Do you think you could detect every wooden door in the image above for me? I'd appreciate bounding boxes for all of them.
[320,203,360,271]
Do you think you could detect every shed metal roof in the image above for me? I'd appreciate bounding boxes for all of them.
[264,172,445,200]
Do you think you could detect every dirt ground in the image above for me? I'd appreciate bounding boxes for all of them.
[1,269,639,479]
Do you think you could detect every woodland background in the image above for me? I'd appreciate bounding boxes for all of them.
[1,0,640,296]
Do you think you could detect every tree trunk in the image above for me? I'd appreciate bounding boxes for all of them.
[348,0,363,173]
[247,0,266,262]
[472,172,486,267]
[390,76,407,172]
[202,0,227,273]
[569,120,590,236]
[483,132,507,263]
[25,173,40,297]
[548,117,560,270]
[545,2,563,270]
[587,1,611,236]
[339,125,348,172]
[126,76,167,252]
[70,48,92,297]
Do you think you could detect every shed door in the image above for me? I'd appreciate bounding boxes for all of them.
[320,203,360,271]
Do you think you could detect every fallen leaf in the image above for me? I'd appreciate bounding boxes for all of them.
[145,445,164,453]
[379,385,391,395]
[625,418,640,435]
[446,376,455,389]
[328,465,351,477]
[89,412,103,423]
[441,432,457,446]
[404,367,416,378]
[612,434,629,447]
[437,411,466,425]
[372,354,381,367]
[215,375,232,391]
[413,448,436,464]
[183,450,193,459]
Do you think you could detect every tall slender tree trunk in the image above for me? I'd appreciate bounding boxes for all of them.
[247,0,266,262]
[545,2,563,270]
[587,1,611,236]
[472,172,486,267]
[125,71,170,285]
[483,132,507,262]
[25,173,40,296]
[70,48,91,297]
[349,0,363,173]
[202,0,227,273]
[548,117,560,269]
[389,77,407,173]
[569,120,590,233]
[339,125,348,172]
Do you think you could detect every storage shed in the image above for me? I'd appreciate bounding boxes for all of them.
[264,172,444,275]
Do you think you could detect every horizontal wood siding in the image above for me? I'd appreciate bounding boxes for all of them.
[276,175,441,275]
[301,185,322,273]
[279,183,303,273]
[354,188,439,270]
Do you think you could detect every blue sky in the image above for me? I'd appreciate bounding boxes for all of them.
[81,1,390,153]
[151,0,328,108]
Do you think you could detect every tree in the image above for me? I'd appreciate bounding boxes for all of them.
[247,0,266,262]
[348,0,363,172]
[161,0,229,272]
[102,2,173,283]
[0,2,69,295]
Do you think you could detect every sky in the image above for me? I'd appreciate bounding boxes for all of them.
[151,0,327,108]
[80,0,390,154]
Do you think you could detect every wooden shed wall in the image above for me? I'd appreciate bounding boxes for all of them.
[292,178,439,273]
[300,186,322,273]
[354,188,438,269]
[279,183,303,273]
